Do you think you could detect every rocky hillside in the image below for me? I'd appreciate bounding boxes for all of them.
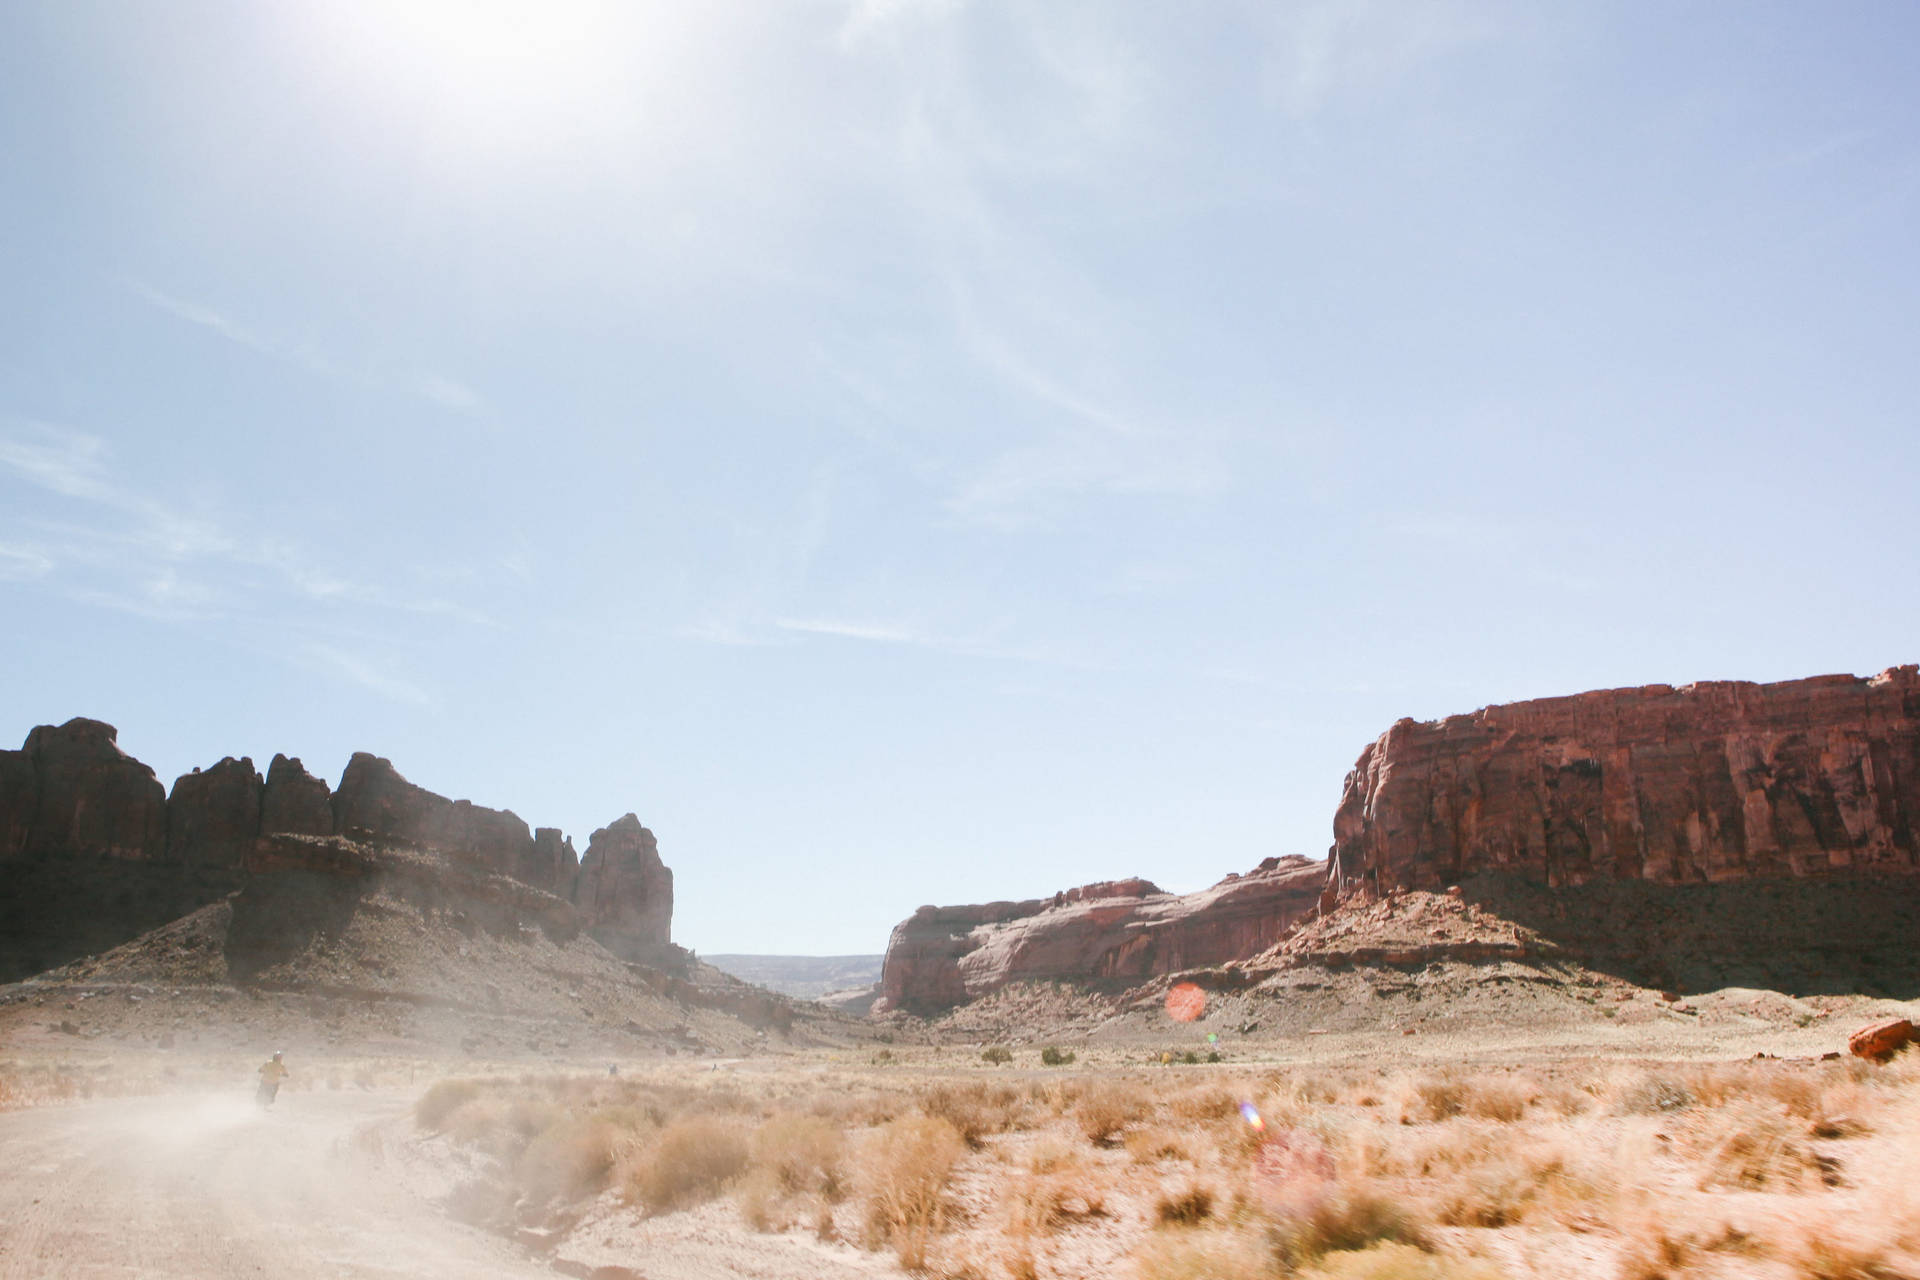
[0,718,674,981]
[875,857,1324,1014]
[1327,665,1920,899]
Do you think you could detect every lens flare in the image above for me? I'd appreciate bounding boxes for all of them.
[1165,982,1206,1023]
[1238,1100,1265,1132]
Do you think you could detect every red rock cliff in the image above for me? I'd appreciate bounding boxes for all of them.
[1327,666,1920,900]
[875,857,1325,1014]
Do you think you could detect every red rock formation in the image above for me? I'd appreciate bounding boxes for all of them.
[0,749,33,859]
[1327,667,1920,901]
[521,827,579,894]
[166,757,263,868]
[23,718,166,861]
[0,719,673,983]
[331,752,534,878]
[875,856,1325,1014]
[1849,1018,1914,1063]
[261,754,334,838]
[572,814,673,964]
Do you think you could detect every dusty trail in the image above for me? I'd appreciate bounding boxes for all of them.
[0,1090,544,1280]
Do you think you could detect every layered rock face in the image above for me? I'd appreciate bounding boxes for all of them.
[572,815,674,965]
[0,718,668,979]
[1327,666,1920,900]
[876,857,1324,1014]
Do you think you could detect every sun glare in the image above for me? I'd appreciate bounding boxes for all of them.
[308,0,639,142]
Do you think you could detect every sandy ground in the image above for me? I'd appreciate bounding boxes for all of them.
[0,1083,907,1280]
[0,1090,547,1280]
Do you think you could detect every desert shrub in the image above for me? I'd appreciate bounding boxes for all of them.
[982,1046,1013,1065]
[920,1081,1015,1148]
[1300,1242,1505,1280]
[1132,1228,1277,1280]
[1772,1225,1912,1280]
[515,1114,622,1203]
[1040,1046,1076,1067]
[1074,1082,1145,1146]
[621,1114,749,1213]
[751,1112,846,1198]
[860,1114,966,1258]
[1271,1185,1431,1267]
[1692,1102,1825,1191]
[415,1078,486,1130]
[1169,1082,1243,1124]
[1611,1073,1696,1116]
[1005,1167,1108,1237]
[1127,1125,1197,1164]
[1155,1183,1215,1225]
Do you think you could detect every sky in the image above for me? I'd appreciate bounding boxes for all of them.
[3,2,1918,956]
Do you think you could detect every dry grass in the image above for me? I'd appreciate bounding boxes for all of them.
[393,1042,1920,1280]
[859,1114,966,1264]
[621,1114,750,1213]
[1073,1080,1145,1146]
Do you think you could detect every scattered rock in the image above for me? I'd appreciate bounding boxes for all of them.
[1848,1017,1915,1063]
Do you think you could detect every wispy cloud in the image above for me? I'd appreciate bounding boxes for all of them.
[130,282,486,415]
[303,643,432,707]
[773,615,929,644]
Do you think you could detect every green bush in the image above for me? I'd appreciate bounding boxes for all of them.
[982,1046,1013,1065]
[1040,1046,1077,1066]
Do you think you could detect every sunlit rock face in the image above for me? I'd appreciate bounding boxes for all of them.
[875,859,1326,1014]
[571,814,673,966]
[1326,666,1920,900]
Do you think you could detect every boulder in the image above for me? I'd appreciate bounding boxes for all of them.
[1326,667,1920,901]
[166,757,263,868]
[260,754,334,837]
[572,814,673,964]
[0,748,34,858]
[23,718,166,860]
[1848,1017,1914,1063]
[875,856,1325,1014]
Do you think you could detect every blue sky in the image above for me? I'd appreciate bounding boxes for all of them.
[4,2,1917,955]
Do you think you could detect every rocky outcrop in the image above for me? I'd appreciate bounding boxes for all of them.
[331,752,535,879]
[166,757,263,868]
[572,814,673,965]
[522,827,579,895]
[0,719,674,982]
[1326,667,1920,901]
[875,857,1325,1014]
[261,754,334,837]
[23,719,167,861]
[1850,1018,1914,1063]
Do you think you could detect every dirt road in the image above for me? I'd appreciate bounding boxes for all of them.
[0,1090,545,1279]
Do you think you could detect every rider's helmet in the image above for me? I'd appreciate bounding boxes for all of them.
[272,1050,284,1060]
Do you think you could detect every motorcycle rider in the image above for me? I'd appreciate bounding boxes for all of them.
[256,1050,289,1107]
